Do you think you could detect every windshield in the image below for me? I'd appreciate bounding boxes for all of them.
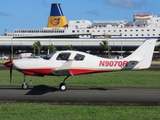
[41,52,56,60]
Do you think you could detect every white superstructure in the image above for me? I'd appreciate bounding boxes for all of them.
[0,4,159,48]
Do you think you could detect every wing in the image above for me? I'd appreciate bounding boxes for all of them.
[52,59,74,76]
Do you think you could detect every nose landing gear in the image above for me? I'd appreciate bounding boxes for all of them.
[59,75,70,91]
[22,74,29,90]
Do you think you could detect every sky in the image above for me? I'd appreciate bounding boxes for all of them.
[0,0,160,34]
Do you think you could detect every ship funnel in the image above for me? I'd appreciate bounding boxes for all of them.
[47,3,68,28]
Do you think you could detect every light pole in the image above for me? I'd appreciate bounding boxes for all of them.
[11,38,13,60]
[120,33,122,57]
[105,33,110,58]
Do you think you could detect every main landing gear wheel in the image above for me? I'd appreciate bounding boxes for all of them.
[22,83,29,90]
[59,83,67,91]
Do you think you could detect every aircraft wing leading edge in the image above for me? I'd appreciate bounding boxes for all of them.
[52,59,74,76]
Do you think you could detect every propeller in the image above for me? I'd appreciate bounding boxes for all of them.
[10,44,13,84]
[9,62,12,84]
[4,60,13,84]
[4,39,13,84]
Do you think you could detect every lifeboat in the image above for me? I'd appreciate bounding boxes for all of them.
[134,13,152,20]
[87,26,94,29]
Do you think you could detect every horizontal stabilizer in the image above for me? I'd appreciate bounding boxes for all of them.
[129,59,141,62]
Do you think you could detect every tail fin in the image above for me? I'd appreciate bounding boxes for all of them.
[47,3,68,28]
[125,39,157,69]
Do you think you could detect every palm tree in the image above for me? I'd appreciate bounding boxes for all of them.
[31,42,37,56]
[36,41,42,56]
[48,44,57,53]
[66,44,73,50]
[99,40,111,58]
[32,41,42,56]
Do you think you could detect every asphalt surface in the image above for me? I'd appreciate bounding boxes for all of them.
[0,86,160,105]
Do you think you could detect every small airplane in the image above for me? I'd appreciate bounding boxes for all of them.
[4,39,156,91]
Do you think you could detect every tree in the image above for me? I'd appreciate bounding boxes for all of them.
[31,42,36,56]
[99,40,111,58]
[32,41,42,56]
[36,41,42,56]
[66,44,73,50]
[48,44,57,53]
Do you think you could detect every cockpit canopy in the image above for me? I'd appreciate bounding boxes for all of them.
[42,51,85,61]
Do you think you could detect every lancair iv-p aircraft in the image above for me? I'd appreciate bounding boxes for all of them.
[4,39,156,91]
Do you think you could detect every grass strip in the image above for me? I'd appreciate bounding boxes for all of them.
[0,70,160,87]
[0,103,160,120]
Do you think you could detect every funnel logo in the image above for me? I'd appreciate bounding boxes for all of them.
[50,17,60,26]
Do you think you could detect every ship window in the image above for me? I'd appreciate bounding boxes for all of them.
[125,30,127,32]
[147,29,149,31]
[141,29,144,31]
[125,34,127,36]
[159,34,160,36]
[87,30,89,32]
[153,29,155,31]
[76,21,80,23]
[136,34,138,36]
[72,30,75,33]
[141,34,144,36]
[130,34,132,36]
[114,30,116,32]
[119,30,121,32]
[108,30,110,32]
[148,34,150,36]
[77,30,79,33]
[153,34,155,36]
[136,30,138,31]
[130,30,132,32]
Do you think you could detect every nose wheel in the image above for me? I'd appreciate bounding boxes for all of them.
[22,83,29,90]
[59,83,67,91]
[22,74,29,90]
[59,75,70,91]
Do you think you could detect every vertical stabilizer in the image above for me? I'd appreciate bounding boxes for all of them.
[125,39,157,69]
[47,3,68,28]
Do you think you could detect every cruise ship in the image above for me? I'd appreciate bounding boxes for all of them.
[0,3,159,51]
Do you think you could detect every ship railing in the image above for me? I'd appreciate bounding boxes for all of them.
[14,28,66,33]
[94,20,126,23]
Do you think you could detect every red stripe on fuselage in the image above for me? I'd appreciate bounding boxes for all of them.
[18,68,53,76]
[70,69,109,75]
[17,68,110,76]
